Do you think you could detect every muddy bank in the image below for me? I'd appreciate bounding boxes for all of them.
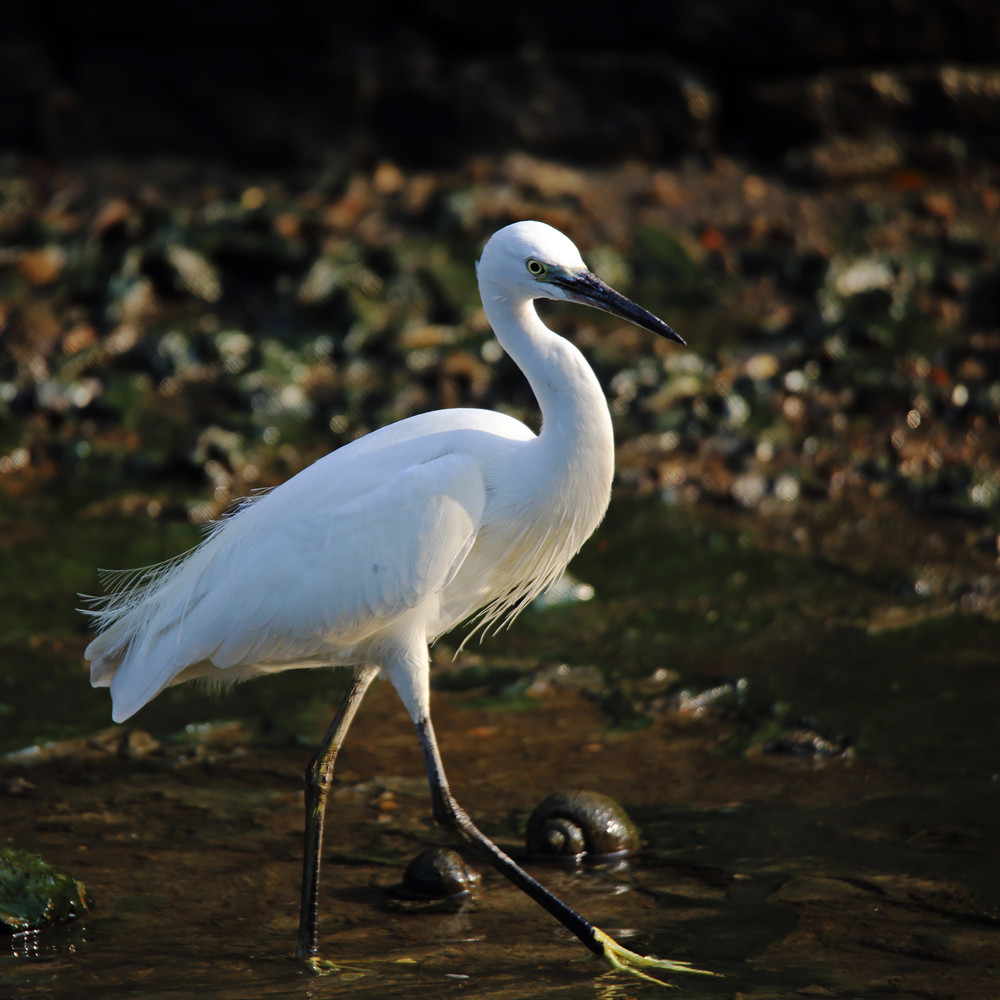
[3,153,998,552]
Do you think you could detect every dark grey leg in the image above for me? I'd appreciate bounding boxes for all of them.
[415,714,717,983]
[297,665,379,962]
[416,715,602,953]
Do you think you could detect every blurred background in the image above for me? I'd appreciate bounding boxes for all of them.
[4,0,1000,166]
[1,2,999,995]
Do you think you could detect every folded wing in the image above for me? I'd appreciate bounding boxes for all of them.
[85,452,487,722]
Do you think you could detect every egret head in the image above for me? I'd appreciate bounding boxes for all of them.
[478,221,684,345]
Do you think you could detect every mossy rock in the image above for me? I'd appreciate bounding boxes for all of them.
[0,848,94,931]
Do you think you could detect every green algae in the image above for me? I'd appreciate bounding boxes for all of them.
[0,849,93,931]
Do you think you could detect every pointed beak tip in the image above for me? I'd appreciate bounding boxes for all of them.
[557,269,686,348]
[652,318,685,346]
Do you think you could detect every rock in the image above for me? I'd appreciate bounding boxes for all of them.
[0,848,93,931]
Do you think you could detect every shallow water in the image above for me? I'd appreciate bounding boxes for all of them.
[1,492,998,998]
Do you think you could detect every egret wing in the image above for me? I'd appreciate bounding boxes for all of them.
[93,452,487,721]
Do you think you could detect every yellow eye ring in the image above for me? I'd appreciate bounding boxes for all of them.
[526,258,546,277]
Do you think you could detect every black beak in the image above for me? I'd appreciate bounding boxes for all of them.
[551,270,685,345]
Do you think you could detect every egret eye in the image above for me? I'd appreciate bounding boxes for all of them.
[526,258,546,277]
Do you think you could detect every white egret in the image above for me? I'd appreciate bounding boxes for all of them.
[84,221,715,984]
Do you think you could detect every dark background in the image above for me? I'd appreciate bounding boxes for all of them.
[3,0,999,169]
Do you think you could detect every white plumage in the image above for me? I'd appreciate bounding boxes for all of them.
[85,222,620,724]
[83,221,710,983]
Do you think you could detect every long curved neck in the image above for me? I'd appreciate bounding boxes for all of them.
[481,287,615,513]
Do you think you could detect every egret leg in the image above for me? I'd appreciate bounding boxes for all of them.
[415,716,718,986]
[297,665,380,965]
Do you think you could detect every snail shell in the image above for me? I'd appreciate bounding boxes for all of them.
[399,848,480,900]
[526,790,640,862]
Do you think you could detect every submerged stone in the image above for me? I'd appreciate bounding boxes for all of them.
[388,848,481,912]
[0,848,94,931]
[399,848,481,900]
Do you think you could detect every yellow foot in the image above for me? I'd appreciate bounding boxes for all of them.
[300,955,367,978]
[593,928,720,987]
